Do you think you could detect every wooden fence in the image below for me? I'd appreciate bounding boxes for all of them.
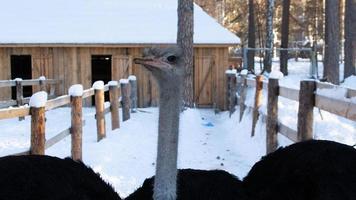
[226,71,356,154]
[0,76,138,160]
[0,78,60,109]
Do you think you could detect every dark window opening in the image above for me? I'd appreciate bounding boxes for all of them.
[11,55,32,99]
[91,55,112,104]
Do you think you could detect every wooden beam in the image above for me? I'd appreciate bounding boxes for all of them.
[83,88,95,99]
[278,122,298,142]
[45,128,71,149]
[45,95,71,111]
[315,95,356,121]
[0,107,30,120]
[279,86,299,101]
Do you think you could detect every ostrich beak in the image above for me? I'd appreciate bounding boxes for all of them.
[133,58,166,70]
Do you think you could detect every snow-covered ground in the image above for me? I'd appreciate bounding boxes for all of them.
[0,59,355,198]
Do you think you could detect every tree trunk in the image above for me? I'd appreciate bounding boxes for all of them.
[264,0,275,73]
[344,0,356,78]
[177,0,194,107]
[323,0,340,84]
[247,0,256,72]
[280,0,291,75]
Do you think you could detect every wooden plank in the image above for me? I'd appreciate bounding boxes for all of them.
[83,88,95,99]
[46,95,71,111]
[0,80,15,87]
[0,79,58,87]
[0,107,30,120]
[315,94,356,121]
[45,128,71,149]
[279,86,299,101]
[278,122,298,142]
[317,82,356,98]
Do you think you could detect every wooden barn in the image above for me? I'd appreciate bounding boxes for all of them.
[0,0,240,110]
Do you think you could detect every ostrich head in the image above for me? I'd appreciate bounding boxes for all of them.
[134,46,184,85]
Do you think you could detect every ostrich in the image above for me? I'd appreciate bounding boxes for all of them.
[130,46,245,200]
[0,155,122,200]
[242,140,356,200]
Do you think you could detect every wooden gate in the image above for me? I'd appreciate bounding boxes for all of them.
[194,56,215,107]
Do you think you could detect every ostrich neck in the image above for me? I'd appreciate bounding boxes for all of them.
[153,79,183,200]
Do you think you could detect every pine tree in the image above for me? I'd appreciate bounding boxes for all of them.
[344,0,356,78]
[323,0,340,84]
[177,0,194,107]
[247,0,256,72]
[280,0,291,75]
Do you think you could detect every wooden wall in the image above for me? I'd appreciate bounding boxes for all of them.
[0,46,229,110]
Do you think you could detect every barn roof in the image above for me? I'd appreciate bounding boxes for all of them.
[0,0,240,46]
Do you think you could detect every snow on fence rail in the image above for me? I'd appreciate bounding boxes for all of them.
[226,71,356,154]
[0,78,61,109]
[0,76,138,159]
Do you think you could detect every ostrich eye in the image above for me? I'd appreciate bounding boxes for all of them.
[167,55,177,63]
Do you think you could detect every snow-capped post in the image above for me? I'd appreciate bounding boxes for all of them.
[251,75,263,137]
[29,91,48,155]
[225,69,237,116]
[108,81,120,130]
[69,84,83,161]
[266,78,279,154]
[120,79,130,121]
[15,78,25,121]
[239,70,248,122]
[129,75,137,113]
[93,81,106,142]
[39,76,46,92]
[297,80,316,141]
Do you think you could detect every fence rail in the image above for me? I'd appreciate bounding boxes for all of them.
[226,71,356,153]
[0,77,138,159]
[0,78,61,109]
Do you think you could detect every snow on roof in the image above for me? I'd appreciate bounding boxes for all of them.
[0,0,240,45]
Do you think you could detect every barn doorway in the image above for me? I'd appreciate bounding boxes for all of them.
[91,55,112,104]
[11,55,32,99]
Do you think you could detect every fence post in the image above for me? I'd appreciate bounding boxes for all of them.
[109,81,120,130]
[129,76,138,113]
[225,70,237,116]
[120,79,131,121]
[297,80,316,141]
[239,73,248,121]
[93,81,106,142]
[266,78,279,154]
[30,91,47,155]
[251,75,263,137]
[69,84,83,161]
[15,79,25,121]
